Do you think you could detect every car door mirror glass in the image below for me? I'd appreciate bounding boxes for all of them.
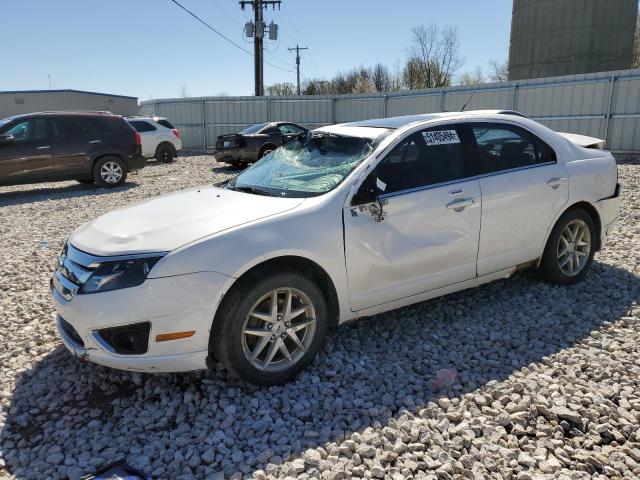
[0,133,14,145]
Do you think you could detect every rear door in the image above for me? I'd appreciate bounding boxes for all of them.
[50,115,93,179]
[471,122,568,275]
[0,117,56,185]
[343,124,482,311]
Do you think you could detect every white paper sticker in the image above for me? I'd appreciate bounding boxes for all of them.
[376,178,387,191]
[422,130,460,145]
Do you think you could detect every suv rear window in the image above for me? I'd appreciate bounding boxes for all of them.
[129,120,157,132]
[156,119,175,129]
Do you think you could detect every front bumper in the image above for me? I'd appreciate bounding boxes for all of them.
[51,270,231,373]
[595,183,621,249]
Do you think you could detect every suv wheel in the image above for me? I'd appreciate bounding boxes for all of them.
[156,144,174,163]
[210,271,328,385]
[93,156,127,188]
[540,208,596,285]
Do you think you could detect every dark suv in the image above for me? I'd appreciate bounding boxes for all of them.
[0,111,146,188]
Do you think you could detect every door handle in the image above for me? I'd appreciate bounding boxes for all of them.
[89,140,102,144]
[446,198,477,211]
[546,177,567,188]
[36,145,50,150]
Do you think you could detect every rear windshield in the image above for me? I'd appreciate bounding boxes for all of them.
[242,123,268,134]
[156,119,175,129]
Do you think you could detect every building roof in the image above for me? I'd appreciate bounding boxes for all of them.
[0,89,137,100]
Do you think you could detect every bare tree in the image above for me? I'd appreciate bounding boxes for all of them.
[179,83,190,98]
[459,66,485,86]
[266,82,296,96]
[488,59,509,83]
[371,63,393,92]
[404,24,462,89]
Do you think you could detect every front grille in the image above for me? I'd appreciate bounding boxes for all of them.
[96,322,151,355]
[52,242,96,300]
[59,317,85,348]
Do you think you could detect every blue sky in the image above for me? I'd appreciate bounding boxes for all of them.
[1,0,512,100]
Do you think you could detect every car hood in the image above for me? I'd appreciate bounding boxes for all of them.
[70,186,305,256]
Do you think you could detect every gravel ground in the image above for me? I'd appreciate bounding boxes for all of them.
[1,154,639,480]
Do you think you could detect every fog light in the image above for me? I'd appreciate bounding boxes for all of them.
[96,322,150,355]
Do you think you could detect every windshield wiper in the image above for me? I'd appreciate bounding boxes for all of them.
[230,185,276,196]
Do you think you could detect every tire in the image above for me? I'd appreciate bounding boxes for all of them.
[76,179,94,185]
[93,156,127,188]
[540,208,596,285]
[258,145,275,159]
[155,143,175,163]
[210,270,328,385]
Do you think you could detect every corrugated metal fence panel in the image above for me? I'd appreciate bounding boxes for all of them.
[140,69,640,151]
[155,101,202,126]
[387,94,440,116]
[446,88,514,112]
[270,98,333,124]
[335,97,385,122]
[138,103,156,116]
[516,80,609,117]
[205,99,267,124]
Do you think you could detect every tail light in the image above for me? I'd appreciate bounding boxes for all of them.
[134,132,142,145]
[172,129,181,139]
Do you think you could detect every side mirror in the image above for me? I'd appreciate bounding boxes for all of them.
[352,173,378,205]
[0,133,14,145]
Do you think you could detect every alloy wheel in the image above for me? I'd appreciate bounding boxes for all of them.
[557,218,591,276]
[241,288,316,372]
[100,161,123,184]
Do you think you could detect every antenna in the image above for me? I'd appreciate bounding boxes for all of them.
[461,90,477,112]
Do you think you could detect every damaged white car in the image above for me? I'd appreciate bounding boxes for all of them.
[51,111,620,385]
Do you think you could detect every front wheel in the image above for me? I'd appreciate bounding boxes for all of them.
[93,156,127,188]
[210,271,328,385]
[540,208,596,285]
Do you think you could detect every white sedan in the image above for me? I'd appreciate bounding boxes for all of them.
[51,111,620,385]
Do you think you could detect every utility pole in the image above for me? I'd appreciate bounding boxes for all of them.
[288,44,308,95]
[240,0,281,96]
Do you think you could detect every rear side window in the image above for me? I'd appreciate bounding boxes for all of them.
[156,119,175,129]
[376,126,469,194]
[129,120,157,132]
[471,123,556,174]
[53,117,91,136]
[90,117,118,134]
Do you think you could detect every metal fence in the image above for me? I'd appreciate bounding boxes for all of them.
[140,68,640,152]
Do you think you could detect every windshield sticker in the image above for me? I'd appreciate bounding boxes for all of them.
[422,130,460,145]
[376,178,387,192]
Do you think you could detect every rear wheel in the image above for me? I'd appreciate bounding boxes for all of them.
[258,145,275,159]
[210,271,328,385]
[156,143,174,163]
[93,156,127,188]
[540,208,596,285]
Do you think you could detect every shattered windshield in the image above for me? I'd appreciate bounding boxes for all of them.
[230,131,387,198]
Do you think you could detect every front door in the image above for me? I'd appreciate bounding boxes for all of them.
[470,122,569,275]
[343,126,482,312]
[0,117,55,185]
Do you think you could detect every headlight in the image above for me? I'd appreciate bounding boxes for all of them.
[80,256,163,294]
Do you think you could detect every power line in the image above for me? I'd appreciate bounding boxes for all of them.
[209,0,242,28]
[168,0,293,73]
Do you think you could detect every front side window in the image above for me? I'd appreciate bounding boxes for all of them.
[375,126,468,195]
[230,131,389,197]
[129,120,157,132]
[4,118,48,142]
[471,123,555,174]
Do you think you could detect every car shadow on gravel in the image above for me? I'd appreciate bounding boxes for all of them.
[0,182,139,207]
[2,261,639,479]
